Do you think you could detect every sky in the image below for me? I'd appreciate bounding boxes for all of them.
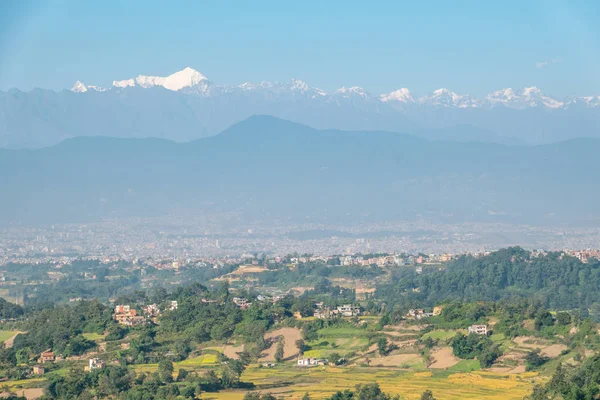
[1,0,600,97]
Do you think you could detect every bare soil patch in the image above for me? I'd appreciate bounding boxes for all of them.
[223,344,244,359]
[541,344,567,358]
[371,353,421,367]
[429,347,460,369]
[259,327,302,361]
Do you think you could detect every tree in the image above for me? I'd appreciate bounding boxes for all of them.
[302,392,311,400]
[158,359,174,383]
[534,311,554,330]
[377,337,389,356]
[295,339,307,354]
[556,312,572,326]
[275,337,285,362]
[420,390,436,400]
[244,392,261,400]
[525,349,549,371]
[177,368,189,382]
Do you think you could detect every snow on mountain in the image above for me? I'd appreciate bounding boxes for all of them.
[113,79,135,88]
[108,67,209,92]
[71,81,88,93]
[485,86,564,109]
[419,88,479,108]
[162,67,208,91]
[380,88,414,103]
[70,81,106,93]
[69,67,600,110]
[335,86,371,98]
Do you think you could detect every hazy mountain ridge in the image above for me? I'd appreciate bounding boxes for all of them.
[1,67,600,148]
[1,116,598,226]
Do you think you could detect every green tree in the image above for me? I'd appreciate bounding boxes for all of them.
[377,337,389,356]
[420,390,436,400]
[275,337,285,362]
[556,312,572,326]
[158,359,174,383]
[295,339,307,354]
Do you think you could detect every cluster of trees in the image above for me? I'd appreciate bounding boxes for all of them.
[450,333,502,368]
[258,260,383,289]
[376,247,600,319]
[43,357,253,400]
[0,297,23,319]
[528,355,600,400]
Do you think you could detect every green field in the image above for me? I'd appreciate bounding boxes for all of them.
[82,332,106,341]
[0,330,18,344]
[317,327,367,338]
[422,330,458,341]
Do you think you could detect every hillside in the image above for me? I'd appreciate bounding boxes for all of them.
[1,116,599,226]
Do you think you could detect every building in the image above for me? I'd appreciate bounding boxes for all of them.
[336,304,361,317]
[468,325,488,335]
[144,304,160,316]
[169,301,178,311]
[32,366,45,375]
[297,357,328,367]
[113,305,138,325]
[406,309,433,320]
[232,297,251,309]
[39,350,55,364]
[88,358,106,370]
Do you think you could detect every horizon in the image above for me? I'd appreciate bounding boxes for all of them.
[2,0,600,97]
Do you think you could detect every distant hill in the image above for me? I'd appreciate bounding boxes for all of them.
[1,116,599,226]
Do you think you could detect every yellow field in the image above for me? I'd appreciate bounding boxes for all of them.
[134,354,219,374]
[202,365,541,400]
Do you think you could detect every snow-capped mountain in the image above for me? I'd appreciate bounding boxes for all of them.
[380,88,414,103]
[3,67,600,149]
[70,67,600,111]
[110,67,210,93]
[486,87,564,109]
[70,81,106,93]
[418,88,479,108]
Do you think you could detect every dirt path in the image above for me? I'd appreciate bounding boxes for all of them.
[3,331,25,349]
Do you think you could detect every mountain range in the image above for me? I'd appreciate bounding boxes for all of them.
[1,115,598,226]
[1,67,600,148]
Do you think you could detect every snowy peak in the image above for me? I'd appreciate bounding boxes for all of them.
[112,79,135,88]
[68,69,600,110]
[71,81,87,93]
[420,88,478,108]
[162,67,208,91]
[70,81,106,93]
[335,86,370,98]
[380,88,414,103]
[76,67,209,92]
[486,86,563,109]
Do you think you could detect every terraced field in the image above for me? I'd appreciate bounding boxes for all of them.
[204,366,540,400]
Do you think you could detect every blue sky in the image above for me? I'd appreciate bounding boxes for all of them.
[1,0,599,96]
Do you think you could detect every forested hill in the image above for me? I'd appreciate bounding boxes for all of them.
[375,247,600,318]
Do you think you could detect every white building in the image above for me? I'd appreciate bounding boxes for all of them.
[468,324,488,335]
